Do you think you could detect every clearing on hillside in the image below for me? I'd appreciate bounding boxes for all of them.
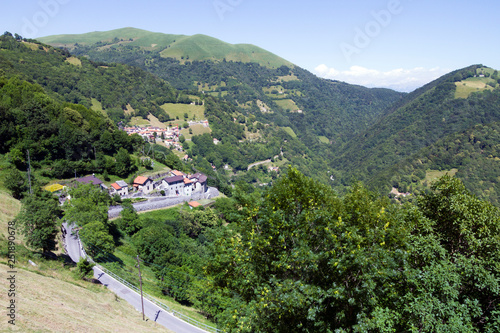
[65,56,82,66]
[129,116,151,126]
[147,113,167,129]
[455,79,496,99]
[282,127,297,138]
[180,124,212,139]
[318,136,330,144]
[275,99,298,111]
[0,191,21,241]
[424,169,458,184]
[161,103,205,120]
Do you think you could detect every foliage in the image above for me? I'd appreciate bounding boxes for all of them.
[15,191,61,252]
[4,167,26,199]
[117,201,141,236]
[64,183,110,226]
[80,220,115,260]
[77,257,96,279]
[204,169,500,332]
[333,65,500,192]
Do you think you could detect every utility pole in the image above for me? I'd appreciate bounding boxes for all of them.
[136,255,145,320]
[26,150,32,195]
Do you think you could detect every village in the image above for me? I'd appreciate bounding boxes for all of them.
[121,119,210,151]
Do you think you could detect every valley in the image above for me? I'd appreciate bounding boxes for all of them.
[2,28,500,332]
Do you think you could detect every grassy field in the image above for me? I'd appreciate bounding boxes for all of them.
[147,113,167,129]
[455,79,496,99]
[455,67,498,99]
[180,124,211,140]
[65,56,82,66]
[0,190,21,241]
[318,136,330,144]
[0,263,170,332]
[282,127,297,138]
[424,169,458,184]
[90,98,104,113]
[160,103,205,121]
[129,116,151,126]
[275,99,298,111]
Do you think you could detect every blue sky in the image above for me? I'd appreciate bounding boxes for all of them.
[2,0,499,91]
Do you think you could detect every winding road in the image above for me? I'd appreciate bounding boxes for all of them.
[62,222,212,333]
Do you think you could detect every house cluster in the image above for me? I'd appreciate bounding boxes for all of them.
[123,125,182,148]
[160,170,208,197]
[70,170,208,198]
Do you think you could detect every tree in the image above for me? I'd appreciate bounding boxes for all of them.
[205,168,407,332]
[79,220,114,260]
[395,175,500,331]
[118,201,141,236]
[4,168,26,199]
[16,192,61,253]
[77,257,95,280]
[64,183,109,226]
[114,147,135,177]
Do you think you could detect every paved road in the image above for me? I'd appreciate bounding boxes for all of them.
[247,159,271,171]
[108,187,220,218]
[62,223,211,333]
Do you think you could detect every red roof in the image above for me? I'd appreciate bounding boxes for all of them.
[111,182,121,190]
[188,201,201,208]
[134,176,151,186]
[172,170,184,177]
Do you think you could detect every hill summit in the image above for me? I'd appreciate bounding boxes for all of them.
[39,27,293,68]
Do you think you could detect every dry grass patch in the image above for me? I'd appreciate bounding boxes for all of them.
[0,263,170,332]
[147,113,167,129]
[0,191,21,241]
[124,103,135,116]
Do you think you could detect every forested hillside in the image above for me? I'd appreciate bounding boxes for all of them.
[0,33,332,188]
[41,28,403,146]
[331,65,500,190]
[370,120,500,205]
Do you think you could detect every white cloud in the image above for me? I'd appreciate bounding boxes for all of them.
[314,65,450,92]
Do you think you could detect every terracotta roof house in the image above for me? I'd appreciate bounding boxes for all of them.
[110,180,128,196]
[133,176,154,194]
[171,170,185,177]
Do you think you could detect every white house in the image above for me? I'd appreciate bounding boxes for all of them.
[133,176,154,194]
[162,175,186,196]
[189,173,208,193]
[110,180,128,196]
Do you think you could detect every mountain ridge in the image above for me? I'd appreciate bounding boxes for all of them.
[38,27,293,68]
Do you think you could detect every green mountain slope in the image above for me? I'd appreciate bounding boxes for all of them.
[332,65,500,189]
[369,120,500,205]
[38,27,293,68]
[40,28,403,147]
